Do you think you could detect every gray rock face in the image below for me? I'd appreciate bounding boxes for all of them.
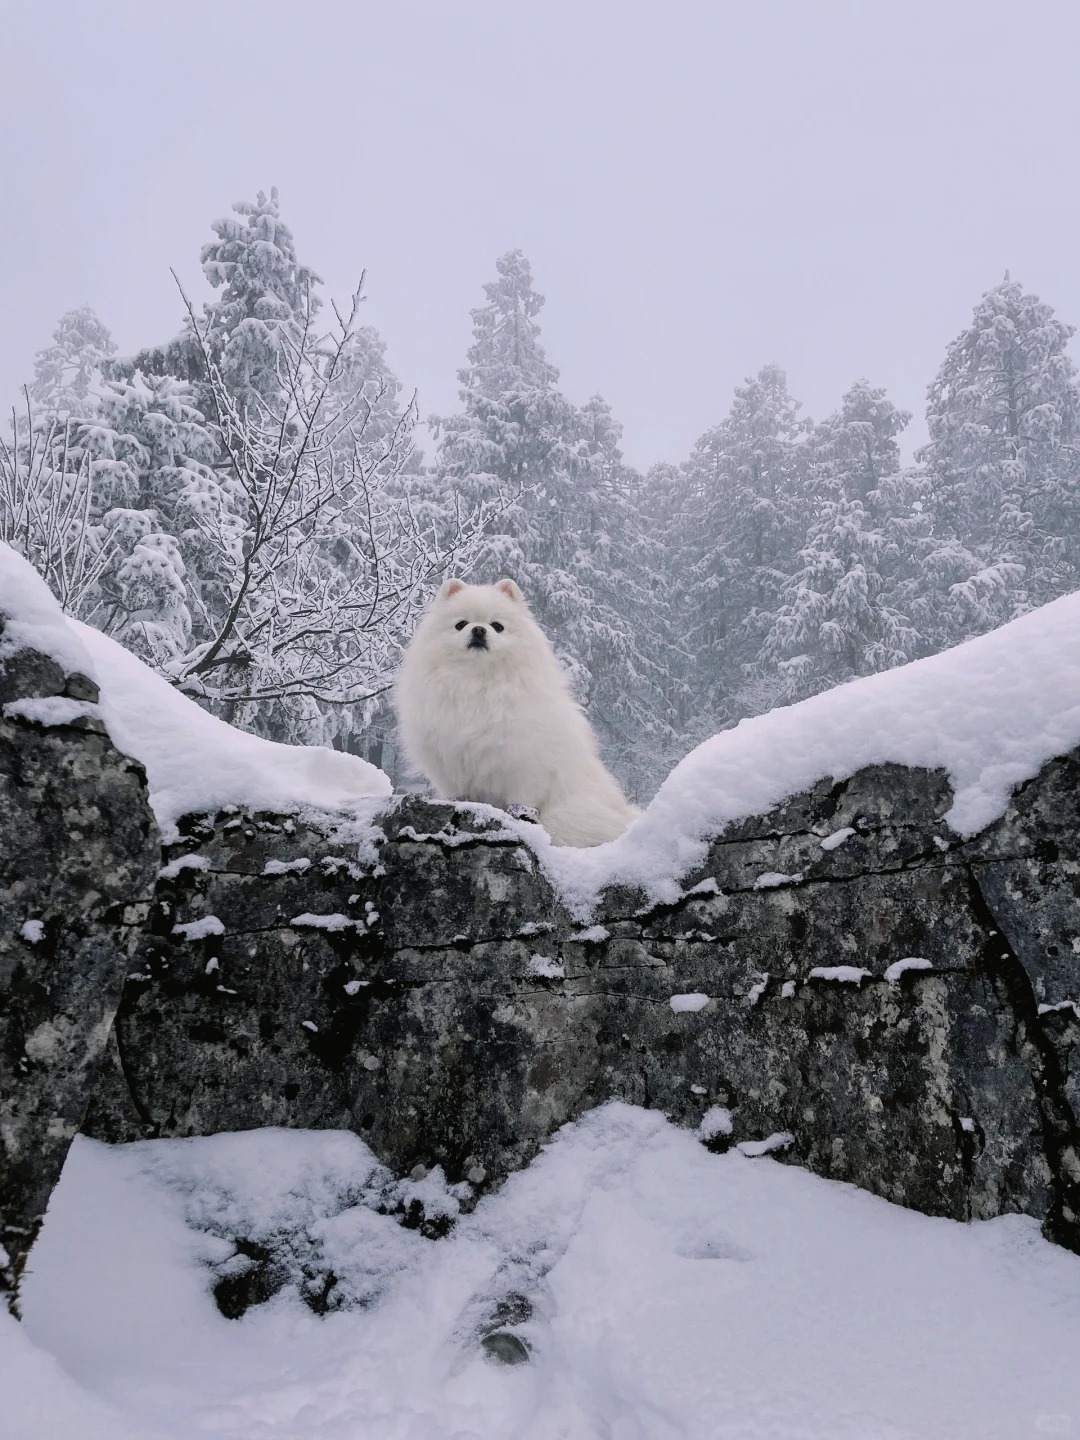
[0,645,158,1308]
[83,760,1080,1260]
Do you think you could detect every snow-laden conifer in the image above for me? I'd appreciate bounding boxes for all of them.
[919,276,1080,631]
[674,364,810,726]
[761,380,919,695]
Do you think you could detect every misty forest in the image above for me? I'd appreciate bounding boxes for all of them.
[4,187,1079,797]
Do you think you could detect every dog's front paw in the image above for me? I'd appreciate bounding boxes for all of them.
[506,804,541,824]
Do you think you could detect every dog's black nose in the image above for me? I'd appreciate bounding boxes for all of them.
[471,625,486,638]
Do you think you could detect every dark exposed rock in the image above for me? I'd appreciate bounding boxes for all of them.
[0,667,158,1310]
[481,1331,532,1365]
[965,754,1080,1006]
[0,643,99,709]
[476,1290,535,1362]
[211,1239,292,1320]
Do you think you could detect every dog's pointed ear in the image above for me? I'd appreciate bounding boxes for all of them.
[495,578,523,603]
[438,578,465,601]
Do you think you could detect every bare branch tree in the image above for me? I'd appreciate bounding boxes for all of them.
[4,264,510,754]
[164,276,510,736]
[0,393,124,614]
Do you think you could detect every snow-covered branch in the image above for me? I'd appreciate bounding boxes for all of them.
[167,279,502,734]
[0,395,124,616]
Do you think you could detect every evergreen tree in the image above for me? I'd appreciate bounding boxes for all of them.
[812,377,909,501]
[637,459,694,736]
[6,203,488,761]
[325,322,412,455]
[115,192,438,747]
[432,249,576,572]
[127,190,324,418]
[87,372,225,665]
[197,188,323,415]
[760,380,920,695]
[919,276,1080,632]
[675,364,810,724]
[30,307,116,419]
[566,395,676,793]
[432,251,593,639]
[5,322,228,665]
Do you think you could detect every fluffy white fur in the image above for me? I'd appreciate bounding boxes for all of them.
[395,578,639,847]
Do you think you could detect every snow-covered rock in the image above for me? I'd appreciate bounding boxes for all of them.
[4,544,1080,1328]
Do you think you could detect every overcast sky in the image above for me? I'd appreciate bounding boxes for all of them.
[3,0,1080,468]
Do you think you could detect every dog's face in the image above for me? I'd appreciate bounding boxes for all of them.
[423,577,528,665]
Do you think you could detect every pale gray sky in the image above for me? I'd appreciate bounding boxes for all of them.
[3,0,1079,467]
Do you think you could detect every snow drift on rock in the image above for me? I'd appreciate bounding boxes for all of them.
[74,620,390,838]
[0,545,391,838]
[0,544,97,680]
[531,588,1080,910]
[6,541,1080,900]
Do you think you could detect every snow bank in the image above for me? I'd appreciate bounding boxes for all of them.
[74,621,391,839]
[0,544,390,839]
[7,541,1080,910]
[0,546,96,680]
[12,1104,1080,1439]
[3,696,100,726]
[533,590,1080,912]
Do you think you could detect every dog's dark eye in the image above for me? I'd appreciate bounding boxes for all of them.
[454,620,468,631]
[491,621,504,633]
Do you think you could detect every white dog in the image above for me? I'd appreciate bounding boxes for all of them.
[394,578,639,846]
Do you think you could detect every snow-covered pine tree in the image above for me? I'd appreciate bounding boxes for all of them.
[431,248,572,575]
[79,371,225,667]
[197,188,323,419]
[4,317,227,664]
[636,459,694,748]
[431,252,666,794]
[158,278,496,748]
[111,193,447,747]
[565,395,676,795]
[760,380,920,696]
[30,307,116,420]
[919,276,1080,634]
[674,364,810,728]
[811,377,909,501]
[127,190,325,422]
[8,205,496,761]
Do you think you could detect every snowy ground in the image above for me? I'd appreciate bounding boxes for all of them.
[5,1104,1080,1440]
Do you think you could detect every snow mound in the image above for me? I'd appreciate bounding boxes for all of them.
[7,540,1080,906]
[74,621,391,838]
[533,590,1080,912]
[3,696,100,727]
[0,544,391,837]
[13,1104,1080,1439]
[886,957,935,982]
[0,546,96,679]
[808,965,872,985]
